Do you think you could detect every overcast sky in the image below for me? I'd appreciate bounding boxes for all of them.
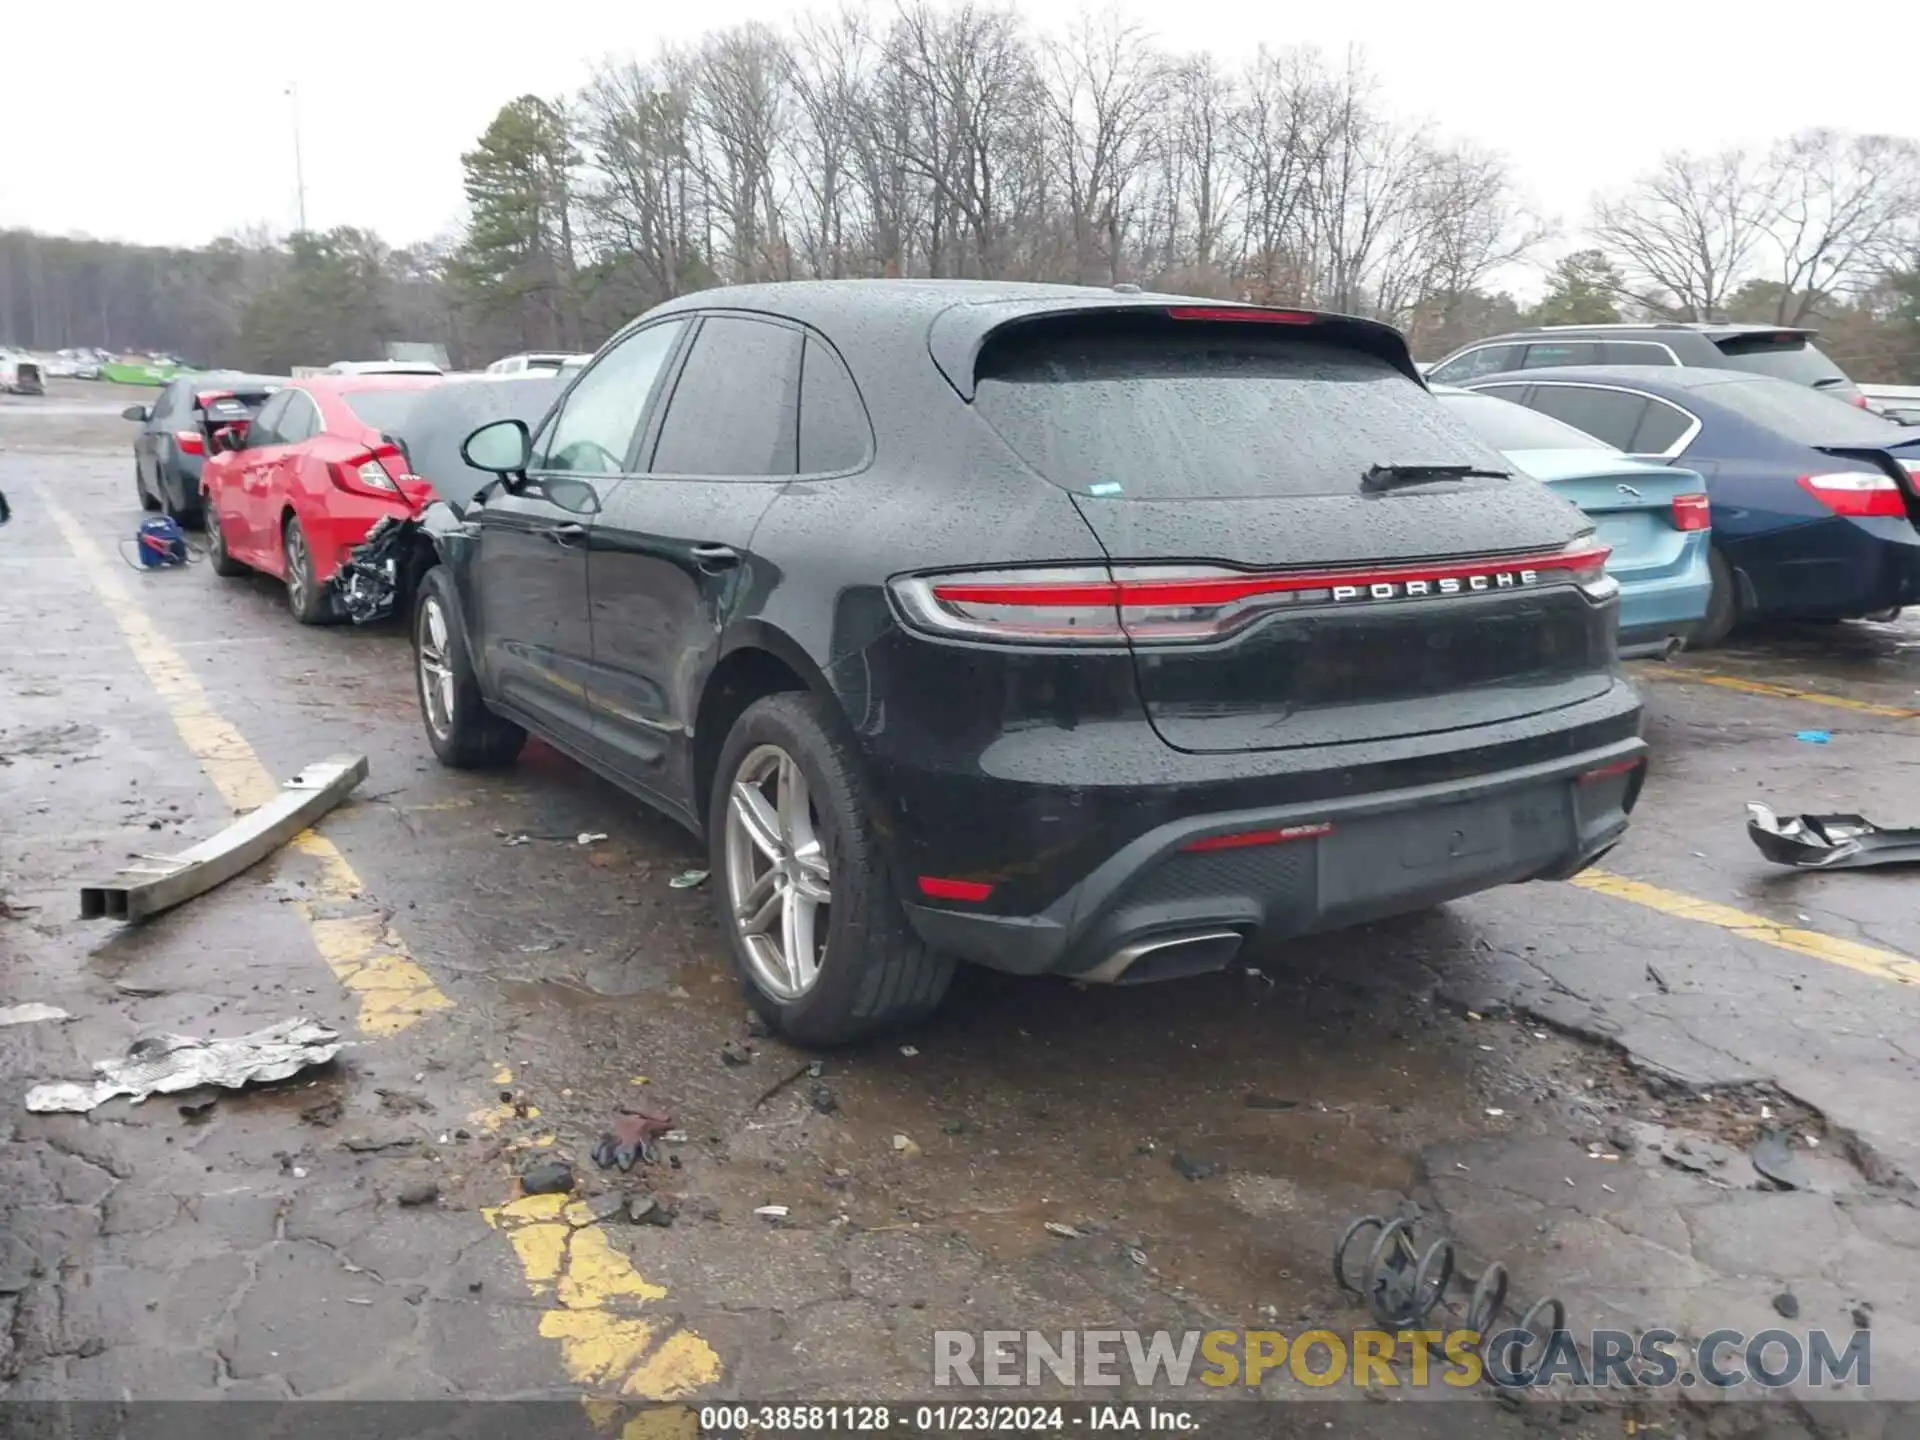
[4,0,1912,296]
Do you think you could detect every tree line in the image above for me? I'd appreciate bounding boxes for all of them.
[4,2,1920,378]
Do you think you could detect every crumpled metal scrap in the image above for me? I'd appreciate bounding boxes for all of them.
[1746,803,1920,871]
[331,516,418,626]
[25,1018,344,1113]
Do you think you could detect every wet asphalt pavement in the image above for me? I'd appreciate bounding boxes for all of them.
[3,383,1920,1433]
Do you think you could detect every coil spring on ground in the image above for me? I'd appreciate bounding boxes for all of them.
[1333,1210,1566,1386]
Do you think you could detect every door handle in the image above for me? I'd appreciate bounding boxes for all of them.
[691,543,739,570]
[545,522,588,546]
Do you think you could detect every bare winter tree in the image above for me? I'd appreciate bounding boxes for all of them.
[577,53,708,311]
[693,23,794,282]
[1589,149,1773,320]
[1755,128,1920,324]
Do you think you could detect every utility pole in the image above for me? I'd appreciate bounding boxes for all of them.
[286,82,308,234]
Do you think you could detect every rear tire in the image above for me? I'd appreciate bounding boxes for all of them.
[709,691,955,1047]
[160,464,203,529]
[1691,547,1739,650]
[282,513,334,625]
[413,566,526,769]
[203,492,248,577]
[135,462,160,512]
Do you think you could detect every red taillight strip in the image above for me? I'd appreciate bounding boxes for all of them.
[1577,757,1643,785]
[1166,305,1316,325]
[932,544,1611,609]
[1183,822,1333,853]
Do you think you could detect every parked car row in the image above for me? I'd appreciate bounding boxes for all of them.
[126,285,1920,1044]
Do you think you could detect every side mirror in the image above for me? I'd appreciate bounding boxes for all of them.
[462,418,532,475]
[122,404,150,423]
[0,489,10,525]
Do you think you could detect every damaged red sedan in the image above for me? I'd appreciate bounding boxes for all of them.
[201,375,442,622]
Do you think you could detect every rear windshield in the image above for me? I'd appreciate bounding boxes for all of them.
[1711,334,1850,388]
[1703,375,1907,444]
[1439,391,1614,453]
[974,331,1507,499]
[344,391,427,432]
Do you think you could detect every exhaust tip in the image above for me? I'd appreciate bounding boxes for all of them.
[1081,929,1244,985]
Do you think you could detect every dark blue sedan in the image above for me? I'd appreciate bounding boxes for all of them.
[1462,366,1920,645]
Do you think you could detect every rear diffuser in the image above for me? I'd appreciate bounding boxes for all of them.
[1746,803,1920,870]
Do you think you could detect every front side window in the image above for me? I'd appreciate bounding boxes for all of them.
[1429,343,1523,383]
[1522,341,1604,369]
[533,321,686,475]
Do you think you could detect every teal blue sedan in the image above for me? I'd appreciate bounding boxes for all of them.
[1435,385,1713,659]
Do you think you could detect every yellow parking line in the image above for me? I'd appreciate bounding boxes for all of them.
[41,491,722,1405]
[39,494,450,1036]
[1640,665,1920,719]
[1575,870,1920,985]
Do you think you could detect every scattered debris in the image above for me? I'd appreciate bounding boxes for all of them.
[376,1088,432,1115]
[627,1194,674,1226]
[0,899,39,921]
[592,1108,674,1171]
[577,832,608,845]
[1794,730,1831,745]
[1773,1291,1800,1319]
[343,1133,419,1154]
[176,1092,219,1122]
[397,1181,440,1207]
[1485,1108,1505,1118]
[1243,1092,1299,1111]
[1750,1127,1807,1191]
[899,1045,919,1057]
[1645,963,1671,995]
[755,1205,790,1221]
[941,1119,966,1135]
[1851,1306,1871,1330]
[1126,1247,1148,1267]
[807,1081,839,1115]
[669,869,709,890]
[745,1011,773,1039]
[752,1059,814,1108]
[1044,1221,1081,1239]
[300,1096,344,1127]
[504,835,531,847]
[892,1133,921,1158]
[1171,1153,1217,1182]
[720,1040,753,1068]
[80,757,368,923]
[0,1003,70,1027]
[25,1018,343,1114]
[76,1337,106,1360]
[520,1160,574,1196]
[112,981,167,1000]
[1747,804,1920,870]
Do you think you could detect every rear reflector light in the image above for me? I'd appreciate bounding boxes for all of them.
[891,539,1616,646]
[1166,306,1315,325]
[1797,471,1907,518]
[174,429,204,455]
[918,876,993,902]
[1183,822,1333,853]
[1670,493,1710,531]
[1578,757,1643,785]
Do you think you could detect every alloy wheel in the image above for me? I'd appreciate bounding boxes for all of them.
[724,743,833,1001]
[285,522,313,614]
[417,595,455,741]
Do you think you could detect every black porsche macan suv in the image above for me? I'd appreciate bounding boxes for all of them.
[411,281,1647,1044]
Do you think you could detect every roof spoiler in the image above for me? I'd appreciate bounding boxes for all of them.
[928,298,1422,400]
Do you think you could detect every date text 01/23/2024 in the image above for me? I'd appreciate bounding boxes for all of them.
[697,1404,1200,1433]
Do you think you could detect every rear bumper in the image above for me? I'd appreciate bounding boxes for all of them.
[1615,533,1710,656]
[897,728,1646,981]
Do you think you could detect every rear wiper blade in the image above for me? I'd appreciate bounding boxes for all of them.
[1362,463,1510,493]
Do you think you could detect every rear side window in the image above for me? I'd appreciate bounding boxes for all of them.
[278,393,319,443]
[1428,344,1522,383]
[1522,341,1604,368]
[1600,341,1676,366]
[249,391,292,447]
[1440,391,1614,452]
[650,317,802,477]
[1629,402,1694,454]
[1712,334,1848,387]
[798,338,871,474]
[1522,385,1650,450]
[974,330,1505,500]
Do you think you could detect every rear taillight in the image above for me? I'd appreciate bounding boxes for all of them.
[1853,394,1870,409]
[1797,471,1907,519]
[174,429,205,455]
[889,538,1616,647]
[327,446,406,498]
[1670,493,1710,531]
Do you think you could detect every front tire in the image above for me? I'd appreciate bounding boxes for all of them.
[204,494,247,577]
[1691,546,1739,650]
[709,692,955,1047]
[413,566,526,769]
